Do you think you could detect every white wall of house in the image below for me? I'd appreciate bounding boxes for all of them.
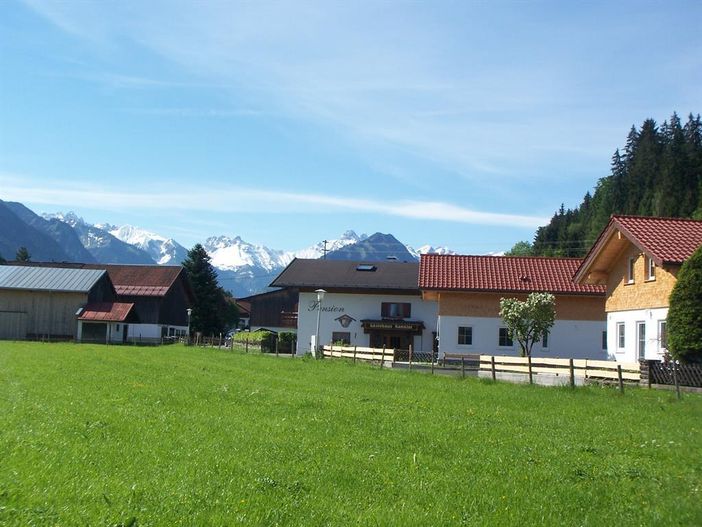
[126,323,188,342]
[607,307,668,363]
[296,291,438,355]
[438,315,608,360]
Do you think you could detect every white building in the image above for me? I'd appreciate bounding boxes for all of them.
[270,259,438,355]
[420,254,608,359]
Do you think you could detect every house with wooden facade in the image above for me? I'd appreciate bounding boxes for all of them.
[94,264,194,343]
[270,259,438,355]
[420,254,607,359]
[0,265,119,341]
[237,289,298,333]
[574,215,702,363]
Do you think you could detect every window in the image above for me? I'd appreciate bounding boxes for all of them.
[658,321,668,351]
[627,257,636,284]
[115,324,120,331]
[332,332,351,345]
[458,326,473,346]
[356,264,377,272]
[498,327,513,347]
[381,302,411,319]
[602,330,608,351]
[617,322,625,350]
[637,322,646,360]
[541,331,549,349]
[647,257,656,281]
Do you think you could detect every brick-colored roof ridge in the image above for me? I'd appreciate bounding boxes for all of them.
[420,253,604,295]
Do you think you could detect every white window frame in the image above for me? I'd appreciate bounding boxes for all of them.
[627,256,636,284]
[636,321,646,360]
[658,320,667,354]
[616,322,625,352]
[646,256,656,281]
[457,326,473,347]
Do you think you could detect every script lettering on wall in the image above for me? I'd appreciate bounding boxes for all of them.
[308,301,345,313]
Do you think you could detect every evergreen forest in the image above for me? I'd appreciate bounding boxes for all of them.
[509,112,702,257]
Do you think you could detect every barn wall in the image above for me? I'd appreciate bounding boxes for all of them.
[0,290,87,339]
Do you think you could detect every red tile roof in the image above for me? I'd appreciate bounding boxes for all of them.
[78,302,135,322]
[608,215,702,265]
[83,265,187,298]
[115,285,170,296]
[575,215,702,284]
[420,254,605,295]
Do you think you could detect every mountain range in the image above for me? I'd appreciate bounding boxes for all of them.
[0,199,454,296]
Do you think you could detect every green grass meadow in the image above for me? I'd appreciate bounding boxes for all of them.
[1,342,701,526]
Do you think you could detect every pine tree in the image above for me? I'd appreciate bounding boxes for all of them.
[182,244,234,337]
[15,247,31,262]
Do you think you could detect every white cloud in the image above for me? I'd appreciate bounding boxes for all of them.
[1,175,547,228]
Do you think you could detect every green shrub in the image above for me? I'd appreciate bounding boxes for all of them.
[668,244,702,363]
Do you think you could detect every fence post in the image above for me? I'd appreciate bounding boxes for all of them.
[353,346,357,364]
[461,356,465,379]
[380,345,385,369]
[491,356,496,381]
[219,333,222,347]
[528,355,533,385]
[646,360,652,389]
[569,358,575,388]
[408,344,413,371]
[245,338,249,353]
[617,364,624,394]
[292,338,296,357]
[275,337,279,357]
[673,361,681,400]
[431,350,435,375]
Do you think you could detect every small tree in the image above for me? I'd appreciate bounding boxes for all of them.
[499,292,556,357]
[667,245,702,363]
[15,246,31,262]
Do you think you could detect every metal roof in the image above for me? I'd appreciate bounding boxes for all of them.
[0,265,107,293]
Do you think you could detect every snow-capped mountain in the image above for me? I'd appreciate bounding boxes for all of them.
[99,224,188,265]
[292,230,367,259]
[405,244,456,259]
[204,235,292,272]
[43,212,155,264]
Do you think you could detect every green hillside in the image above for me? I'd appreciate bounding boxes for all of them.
[510,113,702,257]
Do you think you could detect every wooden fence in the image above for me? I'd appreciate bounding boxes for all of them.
[322,345,641,391]
[646,360,702,388]
[478,355,640,391]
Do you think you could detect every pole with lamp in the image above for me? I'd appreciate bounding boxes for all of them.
[314,289,326,359]
[186,308,192,345]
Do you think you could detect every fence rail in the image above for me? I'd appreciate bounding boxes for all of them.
[479,354,640,388]
[322,345,641,390]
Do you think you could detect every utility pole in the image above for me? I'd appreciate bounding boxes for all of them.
[322,240,328,259]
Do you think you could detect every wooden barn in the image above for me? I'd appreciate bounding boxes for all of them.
[238,289,299,333]
[94,264,195,343]
[0,265,115,340]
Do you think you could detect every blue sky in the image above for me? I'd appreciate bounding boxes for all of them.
[1,1,700,253]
